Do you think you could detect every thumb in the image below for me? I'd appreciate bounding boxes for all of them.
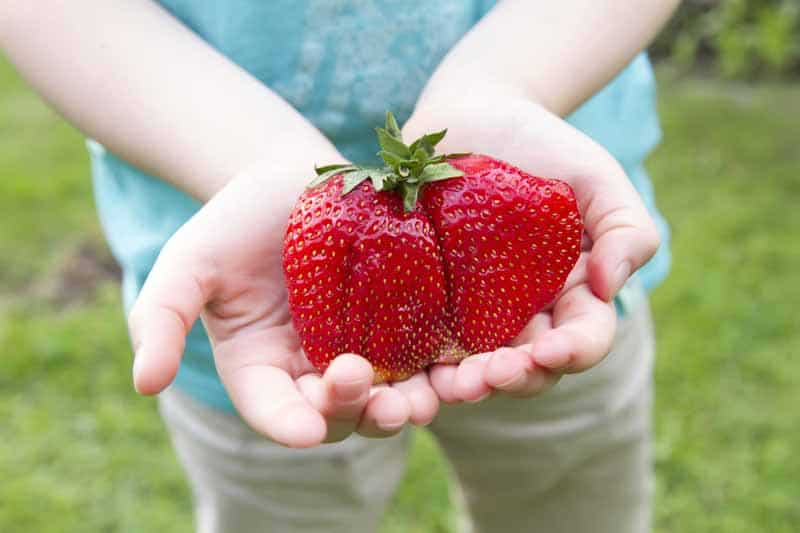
[578,166,661,301]
[127,241,210,395]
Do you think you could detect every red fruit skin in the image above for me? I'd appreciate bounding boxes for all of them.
[283,176,449,382]
[421,154,583,359]
[282,154,583,382]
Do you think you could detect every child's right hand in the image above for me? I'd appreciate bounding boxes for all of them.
[127,162,440,448]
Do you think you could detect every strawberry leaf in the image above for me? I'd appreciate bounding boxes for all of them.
[368,168,396,191]
[307,165,358,189]
[400,182,421,212]
[419,162,464,183]
[421,129,447,152]
[409,129,447,157]
[413,147,429,164]
[378,149,404,168]
[341,169,373,194]
[384,112,403,141]
[314,163,353,176]
[364,112,468,207]
[340,167,397,195]
[420,137,435,157]
[376,128,411,160]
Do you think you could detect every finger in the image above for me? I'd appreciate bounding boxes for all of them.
[547,252,588,310]
[318,354,373,442]
[453,353,492,402]
[485,346,560,397]
[392,372,440,426]
[222,363,327,448]
[484,346,530,391]
[514,306,554,346]
[297,371,369,444]
[356,386,411,438]
[575,168,660,301]
[531,283,616,373]
[428,364,460,404]
[492,314,559,397]
[296,373,326,409]
[128,243,209,395]
[587,225,659,301]
[581,233,593,251]
[323,354,373,415]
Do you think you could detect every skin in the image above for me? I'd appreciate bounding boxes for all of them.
[0,0,679,447]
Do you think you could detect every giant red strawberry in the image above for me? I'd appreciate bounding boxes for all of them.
[283,113,582,382]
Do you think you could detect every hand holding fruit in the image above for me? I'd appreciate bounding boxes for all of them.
[128,99,659,448]
[284,113,583,385]
[128,160,440,448]
[402,95,661,402]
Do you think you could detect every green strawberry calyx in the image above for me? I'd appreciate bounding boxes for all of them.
[307,112,467,212]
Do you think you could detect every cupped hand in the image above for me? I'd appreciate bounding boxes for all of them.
[128,164,439,448]
[403,94,660,403]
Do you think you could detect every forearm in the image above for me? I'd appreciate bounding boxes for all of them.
[0,0,339,201]
[416,0,680,117]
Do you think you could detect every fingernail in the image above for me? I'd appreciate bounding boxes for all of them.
[378,419,406,432]
[496,371,527,390]
[533,334,571,370]
[517,344,535,355]
[332,379,369,403]
[132,350,143,394]
[465,390,492,403]
[612,261,631,297]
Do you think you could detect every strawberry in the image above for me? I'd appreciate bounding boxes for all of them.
[282,113,582,382]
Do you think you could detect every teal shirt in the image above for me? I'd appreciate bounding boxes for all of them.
[90,0,670,413]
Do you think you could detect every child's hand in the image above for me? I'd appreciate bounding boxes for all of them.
[127,163,439,448]
[404,96,660,402]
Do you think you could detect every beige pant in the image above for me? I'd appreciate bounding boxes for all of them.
[159,294,654,533]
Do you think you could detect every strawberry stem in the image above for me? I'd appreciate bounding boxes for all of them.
[308,112,466,212]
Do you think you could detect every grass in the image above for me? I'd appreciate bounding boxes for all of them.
[1,57,798,531]
[647,73,800,532]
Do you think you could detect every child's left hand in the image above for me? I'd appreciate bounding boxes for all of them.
[403,95,660,403]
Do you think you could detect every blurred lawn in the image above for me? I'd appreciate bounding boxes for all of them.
[0,56,798,532]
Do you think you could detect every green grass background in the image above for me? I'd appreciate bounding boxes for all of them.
[1,56,798,532]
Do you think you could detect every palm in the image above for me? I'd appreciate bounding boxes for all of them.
[187,179,314,380]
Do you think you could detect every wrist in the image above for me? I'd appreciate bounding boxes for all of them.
[403,91,541,156]
[201,143,346,204]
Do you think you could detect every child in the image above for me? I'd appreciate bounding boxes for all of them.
[0,1,677,531]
